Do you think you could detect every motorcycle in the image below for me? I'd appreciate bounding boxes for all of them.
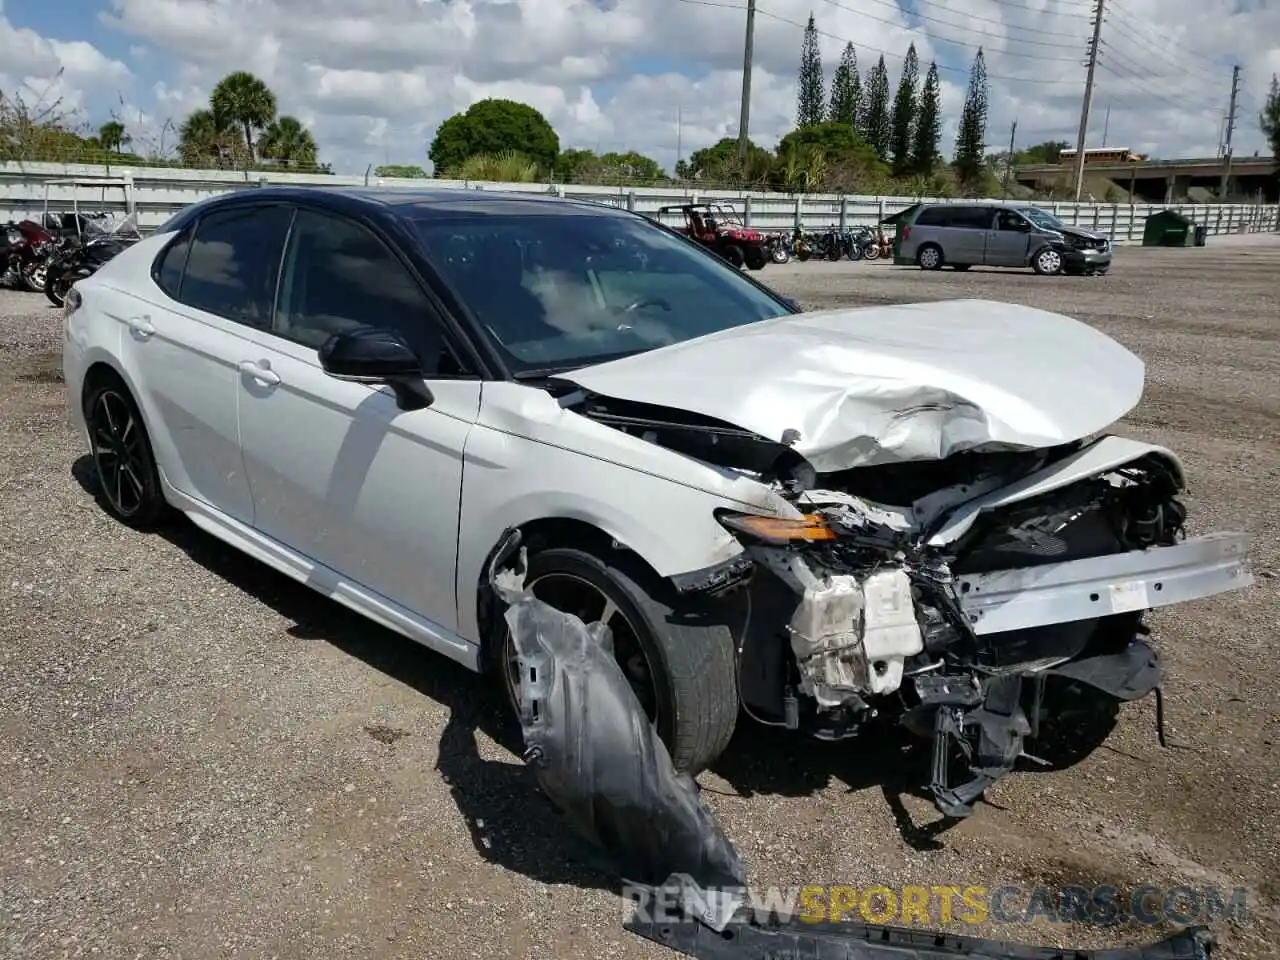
[765,231,792,264]
[45,213,142,307]
[851,225,882,261]
[0,219,56,291]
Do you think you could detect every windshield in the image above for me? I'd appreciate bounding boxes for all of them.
[412,212,791,373]
[1018,207,1066,230]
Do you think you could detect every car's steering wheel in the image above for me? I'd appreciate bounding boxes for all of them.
[622,297,672,313]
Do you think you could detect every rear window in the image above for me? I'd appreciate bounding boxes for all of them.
[946,207,995,229]
[914,206,950,227]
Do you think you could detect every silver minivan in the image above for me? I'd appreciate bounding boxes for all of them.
[894,202,1112,276]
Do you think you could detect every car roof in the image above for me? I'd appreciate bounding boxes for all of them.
[158,185,635,233]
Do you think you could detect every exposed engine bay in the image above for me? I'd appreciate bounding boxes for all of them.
[553,384,1253,817]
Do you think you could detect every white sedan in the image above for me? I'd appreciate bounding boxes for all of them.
[62,187,1252,817]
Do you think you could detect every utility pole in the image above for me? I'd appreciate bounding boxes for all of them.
[1003,119,1017,197]
[1218,65,1241,199]
[737,0,757,165]
[676,103,682,176]
[1071,0,1105,201]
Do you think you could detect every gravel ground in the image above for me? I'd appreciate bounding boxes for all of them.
[2,237,1278,960]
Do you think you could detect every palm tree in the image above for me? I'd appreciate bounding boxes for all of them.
[177,109,224,166]
[259,115,318,169]
[97,120,130,154]
[210,71,277,159]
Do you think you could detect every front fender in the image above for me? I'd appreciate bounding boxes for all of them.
[455,388,797,644]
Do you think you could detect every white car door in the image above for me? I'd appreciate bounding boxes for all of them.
[114,206,293,524]
[236,205,480,636]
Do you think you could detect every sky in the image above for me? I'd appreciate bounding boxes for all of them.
[0,0,1276,177]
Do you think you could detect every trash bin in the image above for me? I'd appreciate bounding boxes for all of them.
[1193,225,1207,246]
[1142,209,1196,247]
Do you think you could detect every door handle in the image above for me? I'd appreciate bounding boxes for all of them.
[125,315,155,338]
[238,359,281,386]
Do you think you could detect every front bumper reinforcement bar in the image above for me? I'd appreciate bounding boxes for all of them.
[956,533,1251,636]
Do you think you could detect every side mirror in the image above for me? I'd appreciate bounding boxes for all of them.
[319,327,434,411]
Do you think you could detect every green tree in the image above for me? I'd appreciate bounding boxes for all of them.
[952,48,989,186]
[684,136,774,185]
[1260,74,1280,161]
[210,71,278,159]
[555,147,601,181]
[1016,140,1070,164]
[258,115,318,168]
[429,99,560,175]
[796,13,825,127]
[859,55,892,160]
[97,120,129,153]
[910,61,941,177]
[597,150,664,183]
[376,164,428,178]
[177,108,227,166]
[828,43,860,128]
[888,43,919,177]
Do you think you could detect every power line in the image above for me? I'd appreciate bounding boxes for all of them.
[814,0,1084,56]
[1101,12,1225,86]
[959,0,1094,17]
[749,5,1086,83]
[1096,59,1226,115]
[1098,47,1227,113]
[836,0,1086,41]
[1107,0,1231,65]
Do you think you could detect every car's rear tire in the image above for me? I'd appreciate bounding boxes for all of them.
[84,375,171,529]
[1032,246,1064,275]
[744,247,767,270]
[721,244,745,268]
[496,545,739,774]
[917,243,944,270]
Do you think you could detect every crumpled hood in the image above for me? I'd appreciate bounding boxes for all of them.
[564,299,1144,472]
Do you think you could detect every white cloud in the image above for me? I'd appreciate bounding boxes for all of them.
[5,0,1278,174]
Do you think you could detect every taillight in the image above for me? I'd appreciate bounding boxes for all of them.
[902,225,911,239]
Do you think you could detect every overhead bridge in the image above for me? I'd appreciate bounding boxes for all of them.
[1014,156,1278,203]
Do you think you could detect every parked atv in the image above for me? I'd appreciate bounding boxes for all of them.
[658,203,770,270]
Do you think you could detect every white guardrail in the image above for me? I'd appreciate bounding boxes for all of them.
[2,159,1278,241]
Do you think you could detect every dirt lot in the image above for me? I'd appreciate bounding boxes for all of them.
[2,237,1278,959]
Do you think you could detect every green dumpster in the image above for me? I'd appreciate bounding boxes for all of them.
[1142,209,1196,247]
[880,204,919,260]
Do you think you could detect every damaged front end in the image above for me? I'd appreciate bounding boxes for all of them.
[701,442,1252,819]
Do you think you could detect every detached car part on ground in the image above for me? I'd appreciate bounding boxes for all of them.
[492,298,1252,819]
[492,531,1216,960]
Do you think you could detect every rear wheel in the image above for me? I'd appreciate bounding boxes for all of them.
[496,546,739,774]
[744,247,767,270]
[84,377,171,529]
[917,243,944,270]
[720,244,745,268]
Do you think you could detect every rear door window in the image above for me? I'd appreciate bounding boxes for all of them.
[177,205,294,329]
[914,207,951,227]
